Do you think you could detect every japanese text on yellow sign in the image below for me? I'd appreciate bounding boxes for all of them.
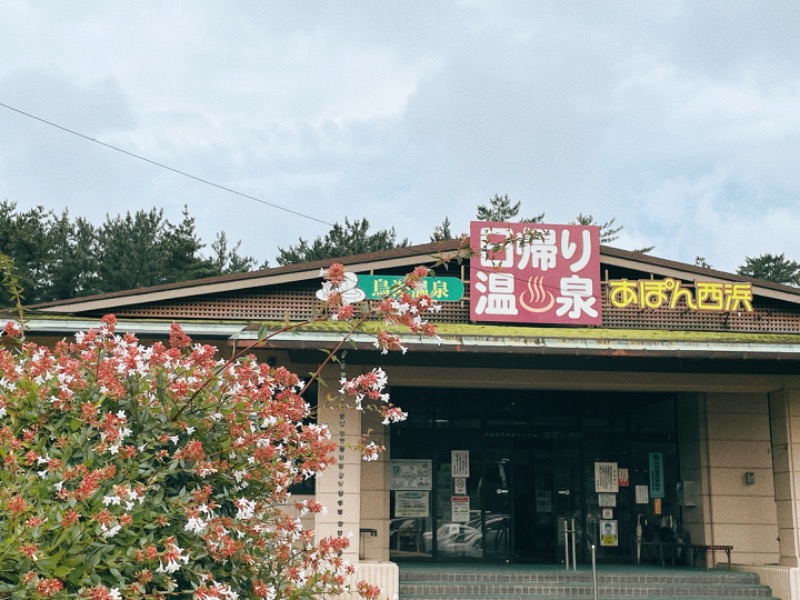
[607,278,753,312]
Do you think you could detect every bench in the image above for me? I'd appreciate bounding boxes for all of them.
[686,544,733,571]
[634,539,733,570]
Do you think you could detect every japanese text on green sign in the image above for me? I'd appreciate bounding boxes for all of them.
[357,275,464,302]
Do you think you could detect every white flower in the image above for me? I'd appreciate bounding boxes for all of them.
[185,516,207,534]
[169,435,179,445]
[235,498,256,520]
[101,523,121,538]
[0,406,6,418]
[198,465,218,477]
[109,589,122,600]
[186,426,196,435]
[103,495,121,506]
[157,559,180,574]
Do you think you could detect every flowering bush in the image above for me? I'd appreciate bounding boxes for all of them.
[0,263,441,599]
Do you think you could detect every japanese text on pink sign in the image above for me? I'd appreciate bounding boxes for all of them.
[470,221,601,325]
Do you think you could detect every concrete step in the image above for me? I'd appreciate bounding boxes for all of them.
[398,566,778,600]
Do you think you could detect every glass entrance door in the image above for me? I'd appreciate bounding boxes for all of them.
[431,447,513,562]
[480,450,513,562]
[514,439,582,563]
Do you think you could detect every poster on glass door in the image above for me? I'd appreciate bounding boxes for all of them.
[451,450,470,478]
[600,520,619,547]
[452,496,471,522]
[594,461,619,493]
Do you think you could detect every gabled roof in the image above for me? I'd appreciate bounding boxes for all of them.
[8,241,800,368]
[27,240,469,314]
[27,240,800,315]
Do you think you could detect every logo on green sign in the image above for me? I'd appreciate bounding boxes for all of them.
[357,275,464,302]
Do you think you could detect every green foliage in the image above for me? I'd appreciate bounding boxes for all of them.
[276,218,408,266]
[211,231,259,274]
[475,194,544,223]
[737,253,800,286]
[0,317,354,598]
[0,252,25,322]
[0,202,59,305]
[95,207,224,291]
[695,256,713,269]
[476,196,636,249]
[430,217,455,242]
[0,262,442,598]
[572,213,623,244]
[0,202,254,305]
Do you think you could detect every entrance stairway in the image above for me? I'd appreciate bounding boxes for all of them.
[398,564,779,600]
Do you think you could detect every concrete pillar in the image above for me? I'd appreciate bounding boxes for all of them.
[314,367,399,600]
[359,407,391,561]
[678,391,779,566]
[704,391,778,565]
[770,388,800,567]
[316,382,363,564]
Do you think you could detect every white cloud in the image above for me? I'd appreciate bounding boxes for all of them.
[1,2,800,272]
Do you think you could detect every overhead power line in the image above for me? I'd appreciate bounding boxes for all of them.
[0,100,335,227]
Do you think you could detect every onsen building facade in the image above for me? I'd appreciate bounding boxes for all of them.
[12,222,800,599]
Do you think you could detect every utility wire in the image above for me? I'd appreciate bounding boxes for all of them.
[0,100,335,227]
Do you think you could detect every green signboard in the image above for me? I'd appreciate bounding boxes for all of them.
[357,275,464,302]
[649,452,665,499]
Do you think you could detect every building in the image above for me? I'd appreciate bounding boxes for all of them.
[13,224,800,599]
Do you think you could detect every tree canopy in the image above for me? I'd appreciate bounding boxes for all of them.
[476,193,545,223]
[0,202,255,305]
[737,253,800,286]
[276,217,408,266]
[432,194,628,246]
[7,194,800,305]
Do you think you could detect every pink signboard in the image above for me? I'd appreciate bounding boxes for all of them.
[469,221,601,325]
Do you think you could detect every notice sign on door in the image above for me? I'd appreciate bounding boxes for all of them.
[452,496,471,522]
[395,491,430,518]
[600,520,619,547]
[536,490,552,513]
[594,462,619,493]
[451,450,470,478]
[649,452,665,499]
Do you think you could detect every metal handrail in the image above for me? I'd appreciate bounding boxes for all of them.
[564,518,599,600]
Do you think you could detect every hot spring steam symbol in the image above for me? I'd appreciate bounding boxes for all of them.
[519,276,555,313]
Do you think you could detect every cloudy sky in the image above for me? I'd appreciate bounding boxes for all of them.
[1,2,799,273]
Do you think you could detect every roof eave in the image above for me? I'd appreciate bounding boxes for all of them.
[231,328,800,360]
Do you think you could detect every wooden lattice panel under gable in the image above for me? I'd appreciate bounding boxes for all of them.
[110,282,321,321]
[94,268,800,334]
[599,295,800,332]
[459,280,800,333]
[103,279,472,324]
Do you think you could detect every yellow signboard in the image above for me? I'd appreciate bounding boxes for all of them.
[607,278,753,312]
